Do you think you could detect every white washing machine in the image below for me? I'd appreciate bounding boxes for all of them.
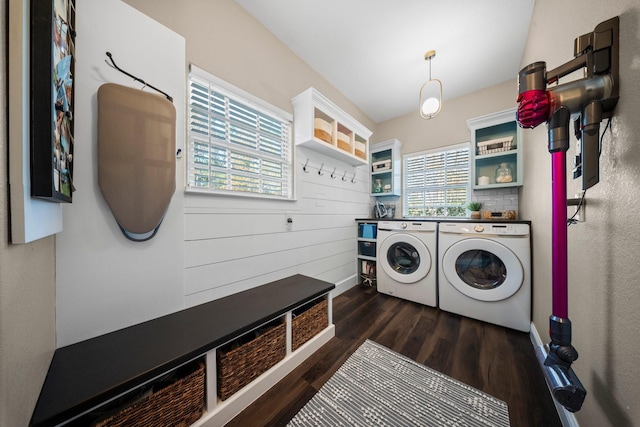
[438,222,531,332]
[376,220,437,307]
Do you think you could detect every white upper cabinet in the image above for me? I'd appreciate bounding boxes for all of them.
[292,88,372,166]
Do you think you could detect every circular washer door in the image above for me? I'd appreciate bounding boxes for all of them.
[379,233,432,284]
[442,238,523,301]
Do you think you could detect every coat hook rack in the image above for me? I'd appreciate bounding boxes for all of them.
[104,52,173,102]
[301,159,354,184]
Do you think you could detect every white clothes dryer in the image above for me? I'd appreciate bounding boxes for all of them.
[438,222,531,332]
[376,221,437,307]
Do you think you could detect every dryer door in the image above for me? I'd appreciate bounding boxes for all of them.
[379,233,432,284]
[442,238,523,301]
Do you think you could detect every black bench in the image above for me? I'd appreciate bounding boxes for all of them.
[30,274,335,426]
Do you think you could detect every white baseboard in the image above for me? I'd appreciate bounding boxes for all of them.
[529,322,580,427]
[332,274,358,296]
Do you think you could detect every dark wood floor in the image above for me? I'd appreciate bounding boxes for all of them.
[226,285,562,427]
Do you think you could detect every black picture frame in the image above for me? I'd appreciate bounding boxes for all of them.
[30,0,76,202]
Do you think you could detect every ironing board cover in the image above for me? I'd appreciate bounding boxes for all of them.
[97,83,176,241]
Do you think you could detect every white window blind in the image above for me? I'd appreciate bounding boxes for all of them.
[187,65,293,198]
[403,143,470,217]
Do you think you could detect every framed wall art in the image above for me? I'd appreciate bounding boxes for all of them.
[30,0,76,202]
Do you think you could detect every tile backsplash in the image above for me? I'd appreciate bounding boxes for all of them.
[472,187,519,213]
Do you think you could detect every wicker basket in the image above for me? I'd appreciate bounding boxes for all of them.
[337,139,351,152]
[217,319,286,400]
[292,299,328,351]
[354,141,366,159]
[93,361,205,427]
[477,136,513,155]
[314,128,332,144]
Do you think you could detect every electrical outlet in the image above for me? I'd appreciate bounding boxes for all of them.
[285,213,293,231]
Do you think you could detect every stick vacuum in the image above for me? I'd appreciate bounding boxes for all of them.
[516,16,619,413]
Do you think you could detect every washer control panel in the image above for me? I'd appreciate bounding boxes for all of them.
[377,220,437,232]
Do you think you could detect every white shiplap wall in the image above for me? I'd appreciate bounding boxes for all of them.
[184,145,372,307]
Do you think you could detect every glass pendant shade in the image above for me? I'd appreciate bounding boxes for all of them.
[420,81,442,118]
[419,50,442,119]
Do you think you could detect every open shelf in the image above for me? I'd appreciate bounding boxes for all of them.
[467,109,523,189]
[370,139,402,196]
[292,88,372,166]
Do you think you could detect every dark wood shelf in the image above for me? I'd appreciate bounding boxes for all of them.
[30,275,334,427]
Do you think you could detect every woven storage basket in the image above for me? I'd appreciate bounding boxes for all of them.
[337,139,351,152]
[93,361,205,427]
[477,136,513,155]
[217,319,286,400]
[292,299,328,351]
[314,128,332,144]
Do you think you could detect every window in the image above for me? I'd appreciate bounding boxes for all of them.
[403,143,470,217]
[187,65,293,199]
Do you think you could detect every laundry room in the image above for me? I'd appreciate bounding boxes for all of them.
[2,1,640,427]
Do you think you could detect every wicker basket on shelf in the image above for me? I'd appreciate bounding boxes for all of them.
[93,361,205,427]
[354,141,366,159]
[337,132,351,153]
[292,298,328,351]
[477,136,513,155]
[217,319,286,400]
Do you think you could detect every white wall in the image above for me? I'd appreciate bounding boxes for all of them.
[521,1,640,425]
[54,0,375,346]
[54,0,186,346]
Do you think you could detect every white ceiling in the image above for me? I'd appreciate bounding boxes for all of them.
[234,0,535,123]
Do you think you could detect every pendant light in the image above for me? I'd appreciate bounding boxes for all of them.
[419,50,442,119]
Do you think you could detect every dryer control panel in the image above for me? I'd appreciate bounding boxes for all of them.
[440,222,529,236]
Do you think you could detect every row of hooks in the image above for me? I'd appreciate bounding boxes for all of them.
[302,159,357,183]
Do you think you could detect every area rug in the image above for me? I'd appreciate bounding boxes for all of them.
[288,340,510,426]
